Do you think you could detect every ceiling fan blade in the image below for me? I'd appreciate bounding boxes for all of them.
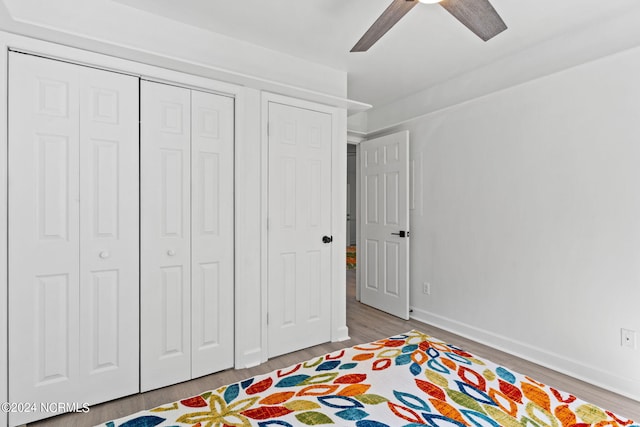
[440,0,507,41]
[351,0,419,52]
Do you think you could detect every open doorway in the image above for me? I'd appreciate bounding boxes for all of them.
[347,143,358,303]
[347,144,357,269]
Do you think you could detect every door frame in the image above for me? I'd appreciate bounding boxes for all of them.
[260,92,349,363]
[0,37,8,427]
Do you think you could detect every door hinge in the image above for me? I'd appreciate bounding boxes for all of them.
[266,313,269,325]
[267,121,270,137]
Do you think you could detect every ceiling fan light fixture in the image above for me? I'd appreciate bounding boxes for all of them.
[417,0,443,3]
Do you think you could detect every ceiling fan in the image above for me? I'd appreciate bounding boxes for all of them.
[351,0,507,52]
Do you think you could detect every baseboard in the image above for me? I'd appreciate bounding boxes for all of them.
[332,326,350,343]
[236,347,263,369]
[410,306,640,402]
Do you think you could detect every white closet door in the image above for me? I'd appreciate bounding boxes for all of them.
[9,54,81,425]
[8,52,139,426]
[191,91,234,377]
[78,66,140,400]
[268,102,332,358]
[140,81,192,391]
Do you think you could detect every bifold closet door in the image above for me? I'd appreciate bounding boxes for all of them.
[190,90,234,378]
[8,52,139,425]
[141,81,234,391]
[140,82,192,391]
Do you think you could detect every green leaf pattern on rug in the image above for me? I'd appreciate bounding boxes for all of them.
[576,403,608,424]
[354,394,388,405]
[483,405,523,427]
[445,389,485,413]
[299,372,340,385]
[525,402,558,427]
[284,400,322,411]
[425,369,449,387]
[296,411,335,425]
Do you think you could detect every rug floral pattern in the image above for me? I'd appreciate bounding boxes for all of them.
[102,330,637,427]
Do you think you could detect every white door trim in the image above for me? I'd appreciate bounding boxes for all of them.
[260,92,349,363]
[0,39,8,427]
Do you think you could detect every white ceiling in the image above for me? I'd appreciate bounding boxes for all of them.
[108,0,640,108]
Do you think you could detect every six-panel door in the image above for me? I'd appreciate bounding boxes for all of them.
[267,102,332,358]
[359,131,410,320]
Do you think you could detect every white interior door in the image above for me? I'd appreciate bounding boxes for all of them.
[268,102,332,357]
[190,90,234,377]
[140,81,192,391]
[359,131,410,319]
[8,52,139,425]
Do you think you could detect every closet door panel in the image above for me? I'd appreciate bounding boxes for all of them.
[78,67,139,400]
[141,81,192,391]
[191,91,234,377]
[8,54,82,426]
[8,52,139,426]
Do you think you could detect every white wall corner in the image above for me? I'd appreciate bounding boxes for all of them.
[347,111,368,137]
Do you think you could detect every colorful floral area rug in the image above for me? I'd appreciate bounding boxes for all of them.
[347,246,356,270]
[102,330,637,427]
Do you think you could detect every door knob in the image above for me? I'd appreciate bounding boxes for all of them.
[322,235,333,244]
[99,251,110,259]
[167,249,176,256]
[391,230,409,238]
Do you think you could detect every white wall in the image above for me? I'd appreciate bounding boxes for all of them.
[381,46,640,400]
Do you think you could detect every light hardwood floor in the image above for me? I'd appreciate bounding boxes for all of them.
[26,270,640,426]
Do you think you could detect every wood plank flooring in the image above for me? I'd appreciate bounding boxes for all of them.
[26,270,640,426]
